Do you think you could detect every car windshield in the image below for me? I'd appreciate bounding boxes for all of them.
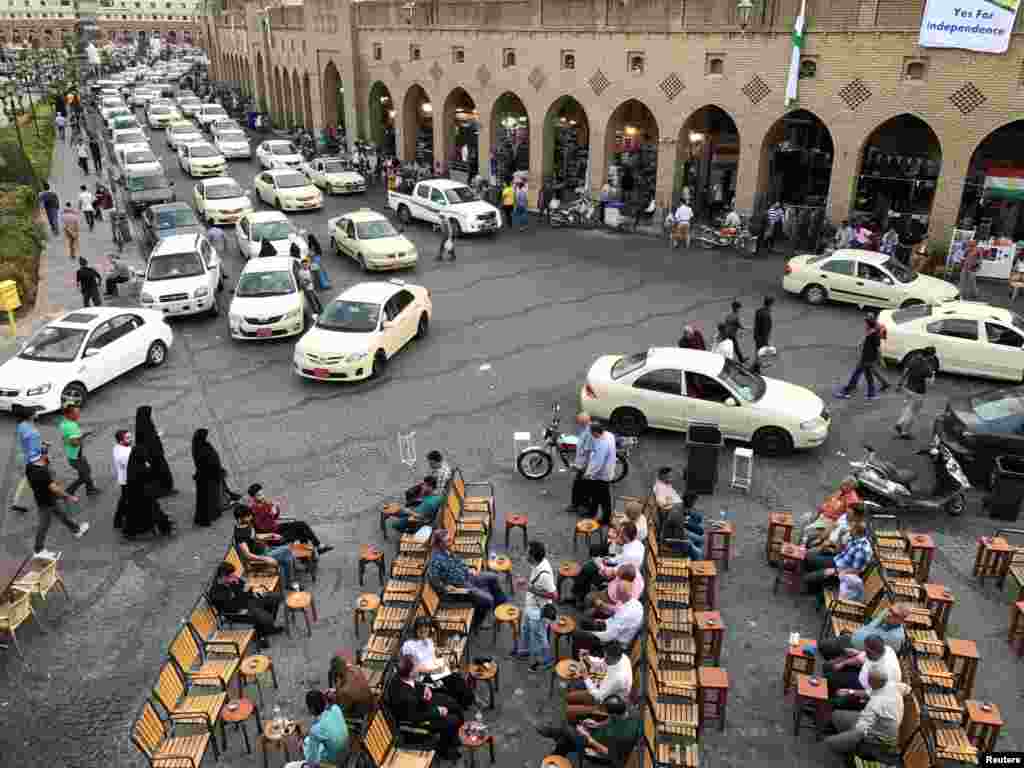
[107,109,131,119]
[318,300,380,332]
[883,258,916,284]
[147,251,204,280]
[150,106,169,114]
[719,359,766,402]
[355,220,398,239]
[126,173,169,191]
[322,160,348,173]
[172,125,197,134]
[113,119,139,129]
[275,173,307,188]
[219,131,246,142]
[206,182,243,200]
[891,304,933,324]
[445,186,479,204]
[19,325,86,362]
[236,270,295,297]
[155,208,198,229]
[125,150,157,164]
[970,390,1024,423]
[252,220,293,242]
[611,351,647,379]
[189,145,219,158]
[115,132,147,144]
[271,143,298,155]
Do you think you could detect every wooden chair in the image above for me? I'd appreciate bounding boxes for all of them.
[362,708,436,768]
[0,587,38,658]
[452,471,496,529]
[421,580,472,637]
[648,619,695,669]
[12,556,68,606]
[445,491,489,537]
[644,691,697,740]
[360,633,401,666]
[641,704,699,768]
[649,595,692,635]
[382,578,422,606]
[151,661,226,758]
[131,700,212,768]
[187,596,255,658]
[646,643,697,699]
[390,554,428,581]
[225,545,279,594]
[168,625,240,694]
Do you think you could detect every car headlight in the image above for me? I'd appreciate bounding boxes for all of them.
[141,292,154,304]
[26,383,52,396]
[800,417,825,431]
[284,307,301,320]
[344,352,368,363]
[194,286,209,298]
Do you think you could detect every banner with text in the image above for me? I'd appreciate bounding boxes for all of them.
[919,0,1020,53]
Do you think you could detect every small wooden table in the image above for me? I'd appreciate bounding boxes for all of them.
[973,536,1012,581]
[239,655,278,710]
[221,698,257,754]
[285,590,316,638]
[774,543,805,595]
[550,615,576,660]
[574,519,601,552]
[945,638,980,699]
[493,604,520,647]
[690,560,718,611]
[694,611,725,667]
[964,700,1003,753]
[924,583,955,639]
[792,674,828,741]
[459,724,495,768]
[468,661,499,710]
[380,501,403,536]
[705,521,735,571]
[783,641,817,694]
[767,512,794,565]
[259,720,303,768]
[505,514,528,549]
[907,533,936,583]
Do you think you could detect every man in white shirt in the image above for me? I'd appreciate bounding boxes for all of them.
[566,640,632,722]
[582,422,617,525]
[828,635,901,703]
[672,199,693,249]
[77,184,96,231]
[565,412,593,514]
[572,584,643,656]
[112,429,132,529]
[826,669,908,760]
[571,522,643,606]
[512,541,558,672]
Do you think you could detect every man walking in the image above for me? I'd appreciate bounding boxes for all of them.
[112,429,132,528]
[959,240,980,300]
[76,139,90,175]
[671,198,693,249]
[835,313,890,400]
[514,180,529,232]
[55,112,66,142]
[60,402,99,497]
[723,300,746,365]
[565,412,593,515]
[78,184,96,231]
[765,201,785,252]
[76,258,103,307]
[27,452,89,559]
[89,134,103,173]
[752,296,774,372]
[206,223,226,258]
[583,422,617,526]
[38,182,60,235]
[894,348,936,439]
[62,202,81,261]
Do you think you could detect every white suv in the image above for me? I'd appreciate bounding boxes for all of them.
[141,233,224,318]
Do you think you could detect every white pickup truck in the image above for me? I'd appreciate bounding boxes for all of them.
[387,178,502,235]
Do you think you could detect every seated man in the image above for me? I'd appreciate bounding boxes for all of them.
[825,669,908,763]
[427,528,507,632]
[284,690,348,768]
[208,562,283,648]
[803,520,872,597]
[247,483,333,555]
[385,655,463,761]
[233,504,296,587]
[584,563,643,620]
[572,582,643,657]
[571,522,643,607]
[392,476,444,533]
[801,478,861,547]
[405,450,453,506]
[819,604,909,663]
[536,695,639,764]
[806,502,865,561]
[565,640,632,723]
[826,635,902,707]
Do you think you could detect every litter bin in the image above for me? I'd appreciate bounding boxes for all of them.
[985,455,1024,521]
[685,422,722,495]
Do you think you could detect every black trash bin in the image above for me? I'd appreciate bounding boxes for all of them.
[986,455,1024,521]
[685,422,722,495]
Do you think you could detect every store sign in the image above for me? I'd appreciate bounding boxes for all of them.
[919,0,1020,54]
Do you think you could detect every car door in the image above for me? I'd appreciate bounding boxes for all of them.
[338,219,357,260]
[80,320,122,388]
[925,318,980,375]
[817,257,859,304]
[682,371,750,441]
[983,321,1024,381]
[193,182,204,214]
[416,184,436,224]
[391,289,419,346]
[381,295,404,355]
[141,208,155,246]
[855,261,899,308]
[430,187,449,226]
[627,368,685,430]
[199,238,220,291]
[105,314,147,373]
[258,173,272,204]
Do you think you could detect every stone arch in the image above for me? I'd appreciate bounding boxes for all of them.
[322,59,343,137]
[604,98,659,203]
[674,104,742,220]
[957,118,1024,236]
[368,81,396,155]
[302,71,314,132]
[442,86,479,178]
[490,91,531,182]
[542,95,591,194]
[402,82,433,166]
[255,51,266,111]
[292,70,303,129]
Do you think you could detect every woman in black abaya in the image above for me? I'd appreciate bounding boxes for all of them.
[122,443,175,538]
[135,405,175,497]
[192,428,241,526]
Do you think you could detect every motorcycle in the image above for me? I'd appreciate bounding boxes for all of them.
[693,221,755,253]
[516,404,635,483]
[549,190,598,228]
[849,436,969,516]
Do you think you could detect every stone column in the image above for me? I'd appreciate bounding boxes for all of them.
[527,115,545,209]
[476,101,492,185]
[827,145,861,224]
[654,139,677,213]
[928,140,974,248]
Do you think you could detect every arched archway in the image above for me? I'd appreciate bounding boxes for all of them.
[443,87,478,180]
[368,81,396,156]
[677,105,740,221]
[855,114,941,237]
[322,60,344,138]
[292,70,303,129]
[302,72,314,133]
[958,120,1024,240]
[255,52,266,111]
[604,99,659,204]
[273,66,284,125]
[491,91,530,183]
[402,84,433,166]
[542,96,590,198]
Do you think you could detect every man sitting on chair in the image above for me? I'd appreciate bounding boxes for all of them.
[536,694,639,764]
[391,476,444,533]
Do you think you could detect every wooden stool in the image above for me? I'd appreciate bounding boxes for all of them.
[783,641,816,694]
[284,591,316,638]
[773,543,805,595]
[767,512,794,565]
[239,655,278,710]
[550,615,576,660]
[259,720,303,768]
[574,519,600,552]
[289,542,317,583]
[694,611,724,666]
[550,657,581,696]
[907,533,936,583]
[557,561,581,602]
[691,560,718,611]
[697,667,729,733]
[488,555,514,594]
[221,698,257,754]
[354,593,380,638]
[468,661,499,709]
[705,522,735,571]
[458,724,495,768]
[541,757,573,768]
[1009,601,1024,656]
[357,544,385,587]
[493,604,520,648]
[380,502,403,537]
[945,639,980,700]
[964,700,1004,753]
[792,673,828,740]
[924,583,955,639]
[973,536,1011,582]
[505,514,528,549]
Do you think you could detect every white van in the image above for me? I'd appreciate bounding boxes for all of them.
[141,233,224,318]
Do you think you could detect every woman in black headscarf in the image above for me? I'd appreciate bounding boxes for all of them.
[192,428,240,526]
[123,442,175,538]
[135,405,175,497]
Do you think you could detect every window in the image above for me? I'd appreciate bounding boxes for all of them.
[88,321,117,350]
[799,58,816,79]
[857,263,892,284]
[373,42,382,60]
[628,52,644,74]
[416,185,430,200]
[452,46,464,64]
[927,319,978,341]
[822,259,855,276]
[561,50,575,70]
[611,351,647,379]
[410,44,420,61]
[393,289,415,315]
[706,55,724,76]
[503,48,515,68]
[632,369,681,396]
[345,220,355,239]
[430,188,446,206]
[904,59,926,81]
[986,322,1024,348]
[685,372,733,403]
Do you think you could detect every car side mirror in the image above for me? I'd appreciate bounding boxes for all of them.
[725,397,738,407]
[84,348,100,358]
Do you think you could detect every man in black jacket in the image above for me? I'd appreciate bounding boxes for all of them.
[76,258,102,307]
[385,655,464,760]
[835,313,890,400]
[751,296,773,373]
[894,347,936,439]
[208,562,283,647]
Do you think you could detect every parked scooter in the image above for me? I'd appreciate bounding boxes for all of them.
[849,436,969,516]
[516,404,634,483]
[548,189,598,228]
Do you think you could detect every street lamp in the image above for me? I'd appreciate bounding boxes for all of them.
[737,0,754,29]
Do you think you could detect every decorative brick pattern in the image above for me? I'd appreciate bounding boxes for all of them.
[389,59,402,79]
[429,61,443,81]
[588,69,610,96]
[838,78,872,110]
[476,63,491,87]
[528,66,546,91]
[659,72,684,102]
[949,82,986,114]
[742,75,770,105]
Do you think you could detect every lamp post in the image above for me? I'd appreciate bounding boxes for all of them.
[737,0,754,30]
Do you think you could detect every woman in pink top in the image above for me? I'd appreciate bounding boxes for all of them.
[583,563,643,619]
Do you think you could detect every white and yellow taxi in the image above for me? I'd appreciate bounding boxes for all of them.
[167,120,204,150]
[293,280,431,381]
[213,128,252,159]
[301,157,366,195]
[193,177,253,225]
[228,256,310,341]
[146,104,182,128]
[783,249,959,309]
[254,169,323,212]
[328,210,418,272]
[256,139,304,170]
[177,141,227,178]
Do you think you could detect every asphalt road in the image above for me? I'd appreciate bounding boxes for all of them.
[1,113,1022,767]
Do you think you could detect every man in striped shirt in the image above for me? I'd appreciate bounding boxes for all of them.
[764,202,784,252]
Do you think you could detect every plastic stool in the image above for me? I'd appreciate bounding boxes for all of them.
[493,604,521,648]
[505,515,528,549]
[731,447,753,492]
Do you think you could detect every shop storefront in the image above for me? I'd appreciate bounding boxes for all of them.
[368,83,397,157]
[491,92,529,184]
[605,99,658,207]
[443,88,478,182]
[678,106,739,222]
[545,97,590,199]
[958,122,1024,244]
[402,84,433,168]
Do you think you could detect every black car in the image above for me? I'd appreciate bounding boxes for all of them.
[123,169,175,215]
[935,385,1024,484]
[139,202,205,250]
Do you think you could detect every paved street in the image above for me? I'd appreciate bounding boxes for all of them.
[1,119,1022,767]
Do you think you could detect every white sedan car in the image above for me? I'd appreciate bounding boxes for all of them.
[329,210,418,271]
[116,146,163,175]
[146,104,182,128]
[253,169,322,211]
[235,211,309,260]
[213,128,252,159]
[0,308,173,413]
[879,301,1024,381]
[166,121,204,150]
[256,139,304,170]
[178,142,227,178]
[193,177,253,225]
[302,157,366,194]
[783,249,959,309]
[579,347,831,455]
[293,280,432,381]
[228,256,310,341]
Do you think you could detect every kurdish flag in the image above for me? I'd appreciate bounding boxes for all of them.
[984,168,1024,202]
[785,0,806,107]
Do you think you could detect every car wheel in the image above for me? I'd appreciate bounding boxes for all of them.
[609,407,647,436]
[371,350,387,379]
[752,427,794,457]
[398,206,411,226]
[416,313,429,339]
[803,284,827,306]
[900,299,924,309]
[146,340,167,367]
[60,382,87,408]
